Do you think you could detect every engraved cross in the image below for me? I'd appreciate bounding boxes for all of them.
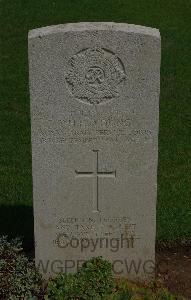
[75,150,116,213]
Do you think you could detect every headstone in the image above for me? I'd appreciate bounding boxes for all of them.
[28,22,160,281]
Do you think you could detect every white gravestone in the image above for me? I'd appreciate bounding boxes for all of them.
[28,22,160,281]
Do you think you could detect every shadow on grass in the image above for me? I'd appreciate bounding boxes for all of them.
[0,205,34,252]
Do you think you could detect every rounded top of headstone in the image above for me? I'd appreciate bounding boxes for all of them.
[28,22,160,39]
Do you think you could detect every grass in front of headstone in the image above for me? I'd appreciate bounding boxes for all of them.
[0,0,190,242]
[0,236,43,299]
[46,259,185,300]
[0,237,185,299]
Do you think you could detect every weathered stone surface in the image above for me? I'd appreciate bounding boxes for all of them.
[28,22,160,281]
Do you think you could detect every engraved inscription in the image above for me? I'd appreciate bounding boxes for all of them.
[56,216,137,239]
[75,150,116,212]
[65,47,126,104]
[54,217,140,253]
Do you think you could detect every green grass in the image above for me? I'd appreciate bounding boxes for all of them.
[0,0,191,243]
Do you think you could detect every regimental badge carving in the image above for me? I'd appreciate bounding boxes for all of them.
[65,47,126,105]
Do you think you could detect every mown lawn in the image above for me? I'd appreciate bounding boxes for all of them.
[0,0,190,245]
